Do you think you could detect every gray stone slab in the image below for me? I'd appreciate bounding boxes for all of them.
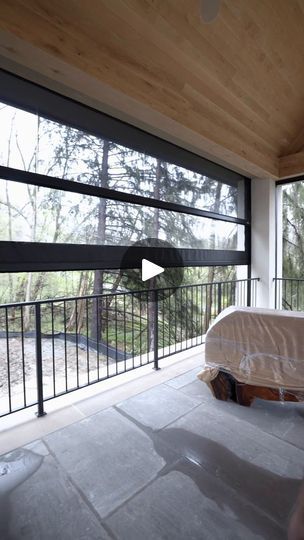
[181,380,304,449]
[2,368,303,539]
[44,407,169,519]
[177,379,214,401]
[0,446,111,540]
[165,368,201,389]
[209,397,304,450]
[116,383,200,429]
[155,403,304,527]
[106,457,284,540]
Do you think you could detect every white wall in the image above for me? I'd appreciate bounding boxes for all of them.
[251,178,277,308]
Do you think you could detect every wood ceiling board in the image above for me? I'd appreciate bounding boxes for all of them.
[107,0,283,152]
[284,125,304,156]
[3,0,302,177]
[161,0,300,134]
[126,0,304,158]
[0,31,276,181]
[237,0,304,154]
[222,0,304,98]
[279,151,304,179]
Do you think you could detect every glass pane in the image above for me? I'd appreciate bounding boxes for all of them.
[282,182,304,278]
[0,179,244,250]
[0,102,244,218]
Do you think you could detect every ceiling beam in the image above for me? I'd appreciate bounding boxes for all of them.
[279,150,304,179]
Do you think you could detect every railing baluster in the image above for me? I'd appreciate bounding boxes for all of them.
[191,286,194,347]
[205,285,208,333]
[217,282,222,315]
[153,289,159,370]
[64,300,68,391]
[131,293,135,369]
[5,307,12,414]
[106,299,109,377]
[20,305,26,408]
[51,303,56,396]
[162,292,165,352]
[174,292,177,353]
[115,295,118,374]
[139,292,142,366]
[35,303,46,417]
[146,291,149,363]
[75,300,79,387]
[200,285,203,341]
[291,281,293,310]
[297,280,299,311]
[86,299,89,384]
[168,291,171,354]
[96,297,100,380]
[196,285,198,345]
[124,294,127,371]
[180,287,183,349]
[185,288,188,348]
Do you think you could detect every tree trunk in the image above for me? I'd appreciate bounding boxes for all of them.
[5,119,14,306]
[23,273,33,331]
[32,272,46,300]
[91,140,109,340]
[24,118,40,330]
[206,182,223,329]
[148,159,161,353]
[66,271,90,334]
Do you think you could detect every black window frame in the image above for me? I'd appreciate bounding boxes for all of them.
[0,68,251,273]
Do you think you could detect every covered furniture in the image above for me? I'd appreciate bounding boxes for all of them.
[198,306,304,406]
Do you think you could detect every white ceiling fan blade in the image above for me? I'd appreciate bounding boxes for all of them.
[200,0,221,23]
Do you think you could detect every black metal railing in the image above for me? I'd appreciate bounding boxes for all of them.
[274,277,304,311]
[0,278,259,418]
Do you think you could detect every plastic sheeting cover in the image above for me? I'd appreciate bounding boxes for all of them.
[198,306,304,391]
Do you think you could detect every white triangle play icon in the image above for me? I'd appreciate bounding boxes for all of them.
[141,259,164,281]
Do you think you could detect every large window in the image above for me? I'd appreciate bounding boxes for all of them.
[0,179,244,250]
[279,181,304,278]
[0,102,242,219]
[275,178,304,310]
[0,69,250,274]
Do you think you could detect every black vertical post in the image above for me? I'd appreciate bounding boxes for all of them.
[247,264,252,307]
[274,278,277,309]
[35,303,46,417]
[217,282,222,315]
[153,289,160,370]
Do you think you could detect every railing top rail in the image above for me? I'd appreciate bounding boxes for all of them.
[274,277,304,282]
[0,277,260,309]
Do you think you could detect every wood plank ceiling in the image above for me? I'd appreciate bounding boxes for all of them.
[0,0,304,179]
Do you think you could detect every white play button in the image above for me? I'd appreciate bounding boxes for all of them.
[141,259,164,282]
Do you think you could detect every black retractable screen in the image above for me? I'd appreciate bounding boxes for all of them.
[0,69,250,272]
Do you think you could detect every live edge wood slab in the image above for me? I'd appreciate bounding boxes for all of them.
[210,370,303,407]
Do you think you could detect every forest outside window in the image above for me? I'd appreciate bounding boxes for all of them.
[0,179,244,250]
[0,101,244,220]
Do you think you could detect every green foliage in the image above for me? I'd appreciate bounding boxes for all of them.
[283,182,304,278]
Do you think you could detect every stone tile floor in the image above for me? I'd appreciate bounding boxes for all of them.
[1,364,304,539]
